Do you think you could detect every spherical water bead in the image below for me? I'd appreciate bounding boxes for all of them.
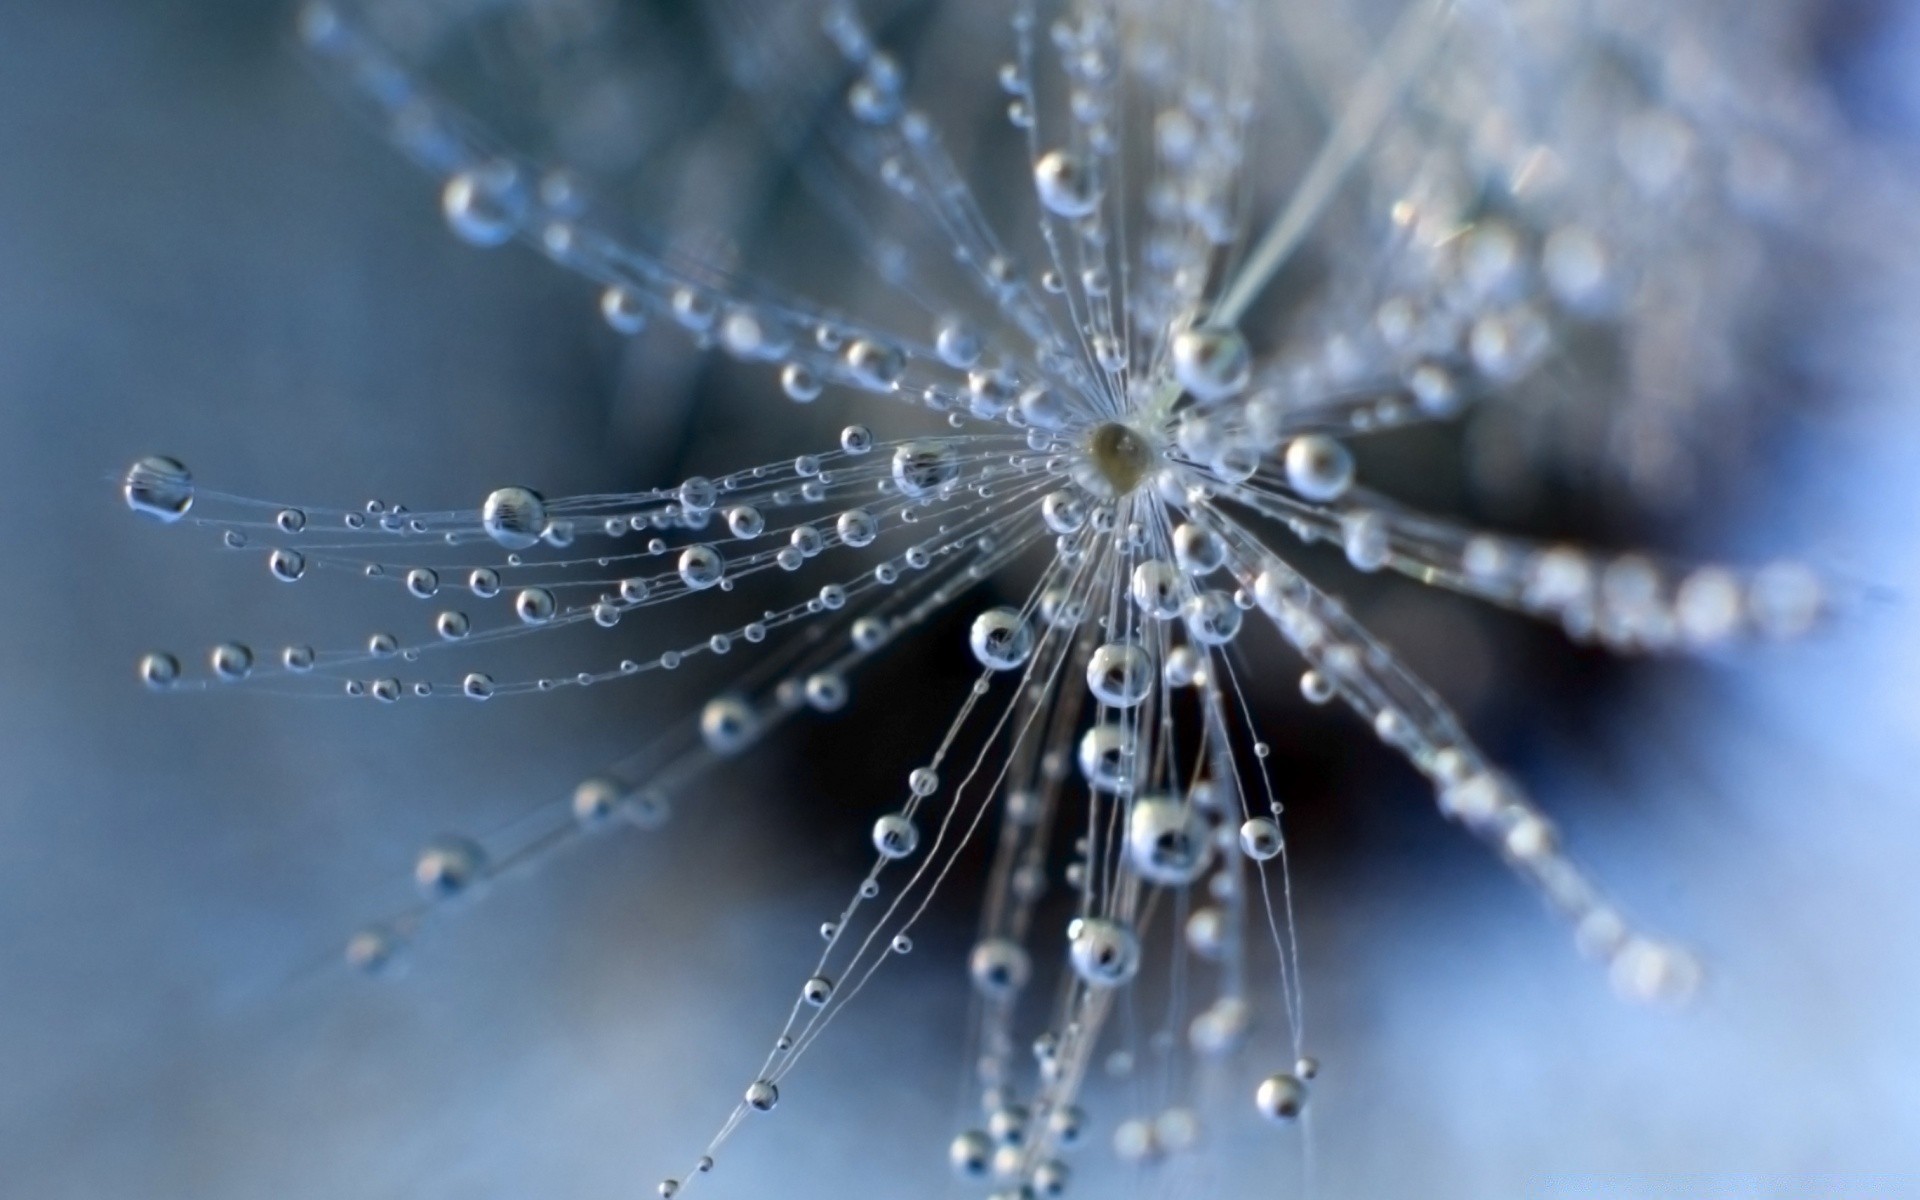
[1675,566,1743,645]
[872,812,920,859]
[1255,1073,1307,1122]
[571,776,630,830]
[936,316,984,368]
[1034,149,1098,217]
[403,567,438,599]
[1041,491,1087,534]
[210,642,253,682]
[1077,724,1136,793]
[950,1130,993,1177]
[1163,645,1202,688]
[1283,435,1356,502]
[835,507,878,549]
[139,652,181,690]
[1086,643,1152,708]
[851,616,887,651]
[1126,796,1214,886]
[776,361,824,403]
[724,505,765,540]
[845,338,905,390]
[789,525,824,560]
[840,424,874,454]
[599,284,648,334]
[461,672,495,701]
[513,587,556,625]
[970,607,1034,671]
[969,938,1032,998]
[1185,906,1228,959]
[442,161,527,247]
[801,975,834,1007]
[745,1079,780,1112]
[1239,817,1283,861]
[1340,510,1390,572]
[658,1182,679,1199]
[987,1104,1030,1146]
[1182,590,1242,644]
[1069,918,1141,988]
[123,456,194,522]
[908,766,940,797]
[266,548,306,583]
[677,545,724,590]
[804,672,848,712]
[893,442,959,497]
[1047,1105,1085,1149]
[430,610,470,641]
[481,486,547,551]
[1130,560,1182,619]
[468,568,501,599]
[1171,325,1250,402]
[1172,524,1224,576]
[414,837,486,902]
[1299,669,1334,704]
[344,925,405,978]
[700,697,758,755]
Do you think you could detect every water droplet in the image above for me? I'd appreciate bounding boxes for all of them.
[1127,796,1214,885]
[1069,917,1141,988]
[970,607,1034,671]
[442,161,527,247]
[210,642,253,682]
[1087,642,1152,707]
[872,812,920,859]
[1255,1072,1307,1122]
[1034,149,1098,217]
[1171,325,1250,402]
[482,487,547,551]
[123,456,194,522]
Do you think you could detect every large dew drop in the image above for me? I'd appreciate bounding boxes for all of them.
[1171,325,1251,402]
[124,456,194,523]
[481,486,547,551]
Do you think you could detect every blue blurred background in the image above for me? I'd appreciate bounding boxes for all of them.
[3,3,1919,1198]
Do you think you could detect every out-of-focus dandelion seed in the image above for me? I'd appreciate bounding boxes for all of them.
[121,0,1874,1192]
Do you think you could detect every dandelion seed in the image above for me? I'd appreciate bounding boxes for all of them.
[123,0,1860,1193]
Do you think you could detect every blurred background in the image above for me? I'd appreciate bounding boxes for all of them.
[3,1,1919,1197]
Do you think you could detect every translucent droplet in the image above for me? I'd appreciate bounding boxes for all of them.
[1255,1073,1307,1122]
[1034,149,1098,217]
[123,456,194,522]
[442,161,527,248]
[1069,917,1141,988]
[872,812,920,859]
[1239,817,1283,861]
[268,549,306,582]
[1171,325,1250,402]
[678,545,724,590]
[700,696,757,754]
[969,938,1032,997]
[892,442,958,497]
[801,974,834,1006]
[1284,435,1355,501]
[462,672,495,700]
[1087,642,1152,707]
[139,652,180,690]
[970,607,1034,671]
[836,508,878,548]
[435,610,470,640]
[210,642,253,682]
[514,586,556,625]
[1127,796,1214,885]
[414,836,486,902]
[600,284,648,334]
[840,424,874,454]
[482,486,547,551]
[745,1079,780,1112]
[936,316,983,367]
[726,505,765,539]
[949,1130,992,1177]
[275,508,306,534]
